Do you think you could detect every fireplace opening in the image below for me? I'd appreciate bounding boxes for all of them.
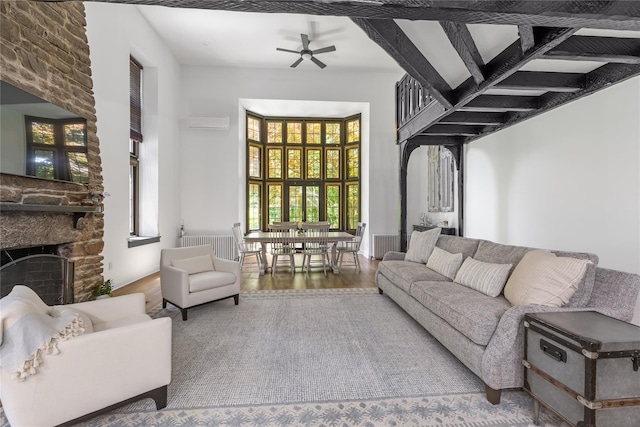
[1,245,74,305]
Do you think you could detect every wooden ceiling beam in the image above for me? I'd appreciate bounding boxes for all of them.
[407,135,465,147]
[544,36,640,64]
[459,95,538,112]
[518,25,535,53]
[467,62,640,143]
[421,124,485,136]
[352,18,453,108]
[439,112,505,126]
[494,71,584,93]
[80,0,640,31]
[440,21,485,85]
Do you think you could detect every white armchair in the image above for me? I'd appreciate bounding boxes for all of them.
[0,286,172,427]
[160,245,241,320]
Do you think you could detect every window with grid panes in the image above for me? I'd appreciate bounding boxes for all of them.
[245,112,360,231]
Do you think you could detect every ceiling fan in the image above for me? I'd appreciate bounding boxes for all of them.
[276,33,337,69]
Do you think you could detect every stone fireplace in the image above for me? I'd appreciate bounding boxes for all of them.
[0,1,105,302]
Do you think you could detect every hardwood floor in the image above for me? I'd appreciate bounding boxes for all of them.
[113,254,380,312]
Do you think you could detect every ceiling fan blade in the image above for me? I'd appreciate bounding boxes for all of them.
[301,33,310,51]
[310,56,326,69]
[290,57,304,68]
[277,48,300,54]
[312,45,336,55]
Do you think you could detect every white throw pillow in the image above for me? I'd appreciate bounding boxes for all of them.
[172,255,215,275]
[453,257,513,297]
[405,228,441,264]
[504,249,590,307]
[50,306,94,334]
[426,247,463,279]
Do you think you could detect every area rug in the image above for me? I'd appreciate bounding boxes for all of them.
[0,289,563,426]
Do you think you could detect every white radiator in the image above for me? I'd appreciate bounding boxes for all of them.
[371,234,400,260]
[180,235,236,261]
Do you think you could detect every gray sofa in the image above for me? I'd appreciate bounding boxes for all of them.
[375,234,640,404]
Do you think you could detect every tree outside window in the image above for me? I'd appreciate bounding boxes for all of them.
[245,113,361,231]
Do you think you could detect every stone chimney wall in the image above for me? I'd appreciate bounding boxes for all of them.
[1,1,104,302]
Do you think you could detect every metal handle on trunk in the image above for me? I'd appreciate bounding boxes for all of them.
[540,339,567,363]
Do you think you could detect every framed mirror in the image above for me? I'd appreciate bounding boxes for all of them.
[1,81,88,183]
[427,145,454,213]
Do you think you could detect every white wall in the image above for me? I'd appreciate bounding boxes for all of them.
[179,66,403,256]
[465,77,640,324]
[86,3,182,288]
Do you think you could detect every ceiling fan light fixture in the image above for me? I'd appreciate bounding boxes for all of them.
[277,34,336,69]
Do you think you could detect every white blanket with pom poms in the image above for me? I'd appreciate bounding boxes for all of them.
[0,295,83,380]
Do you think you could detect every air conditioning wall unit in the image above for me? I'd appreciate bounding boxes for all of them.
[187,116,230,130]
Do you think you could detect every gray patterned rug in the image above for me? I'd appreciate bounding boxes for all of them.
[1,289,564,426]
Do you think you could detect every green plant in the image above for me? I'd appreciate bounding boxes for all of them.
[90,279,113,300]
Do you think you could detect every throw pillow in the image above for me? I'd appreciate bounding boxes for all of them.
[426,246,463,279]
[453,257,513,297]
[50,306,94,334]
[172,255,215,275]
[405,228,441,264]
[504,249,591,307]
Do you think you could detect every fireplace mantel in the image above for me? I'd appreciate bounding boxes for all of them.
[0,203,102,213]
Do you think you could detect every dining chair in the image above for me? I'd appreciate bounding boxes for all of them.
[336,222,366,271]
[269,223,296,276]
[301,222,330,276]
[231,222,262,268]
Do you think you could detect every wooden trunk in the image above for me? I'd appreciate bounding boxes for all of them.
[523,311,640,427]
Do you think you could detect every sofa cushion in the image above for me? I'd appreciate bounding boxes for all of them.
[435,235,480,260]
[504,250,591,307]
[426,247,463,280]
[474,240,598,307]
[172,255,215,275]
[189,271,237,293]
[473,240,530,274]
[410,281,512,346]
[405,228,441,264]
[453,257,513,297]
[377,261,450,294]
[553,251,598,308]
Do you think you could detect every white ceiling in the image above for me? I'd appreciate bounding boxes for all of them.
[137,5,640,87]
[137,6,402,72]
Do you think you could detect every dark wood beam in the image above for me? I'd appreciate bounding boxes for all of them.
[79,0,640,31]
[454,27,577,105]
[397,99,447,143]
[421,124,485,136]
[440,112,505,126]
[352,18,453,108]
[459,95,538,112]
[518,25,535,53]
[494,71,584,93]
[467,62,640,143]
[544,36,640,64]
[408,135,466,147]
[399,27,576,141]
[440,21,485,84]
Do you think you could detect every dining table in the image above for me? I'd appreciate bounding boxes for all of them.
[244,230,356,275]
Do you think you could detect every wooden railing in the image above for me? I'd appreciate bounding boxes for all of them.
[395,74,435,131]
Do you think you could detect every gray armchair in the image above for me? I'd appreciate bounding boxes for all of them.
[160,245,240,320]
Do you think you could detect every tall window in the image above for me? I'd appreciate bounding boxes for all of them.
[129,57,143,236]
[26,117,88,183]
[246,112,361,231]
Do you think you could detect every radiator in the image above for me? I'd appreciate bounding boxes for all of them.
[180,235,236,261]
[371,234,400,260]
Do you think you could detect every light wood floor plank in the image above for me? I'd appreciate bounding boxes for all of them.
[113,254,379,311]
